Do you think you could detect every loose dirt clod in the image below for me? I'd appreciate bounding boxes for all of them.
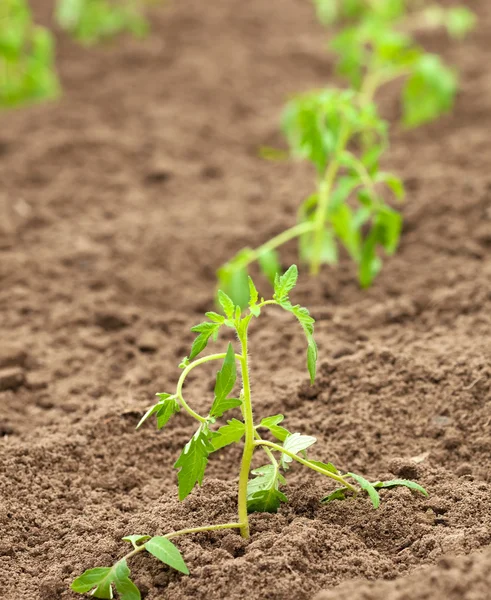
[0,367,25,391]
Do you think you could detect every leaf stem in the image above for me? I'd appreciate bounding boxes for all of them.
[255,299,278,310]
[123,523,243,561]
[237,330,254,539]
[165,522,243,539]
[224,221,316,273]
[176,353,243,423]
[253,439,357,492]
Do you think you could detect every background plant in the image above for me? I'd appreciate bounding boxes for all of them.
[0,0,59,108]
[73,266,427,599]
[219,0,475,307]
[0,0,163,110]
[55,0,159,45]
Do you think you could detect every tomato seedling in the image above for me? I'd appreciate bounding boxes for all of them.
[55,0,157,44]
[219,1,475,306]
[73,266,427,599]
[0,0,59,109]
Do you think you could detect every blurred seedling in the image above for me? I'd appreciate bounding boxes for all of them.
[219,0,475,305]
[73,266,427,599]
[0,0,60,108]
[55,0,161,44]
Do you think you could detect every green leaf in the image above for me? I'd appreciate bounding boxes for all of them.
[136,394,180,430]
[247,487,288,513]
[278,302,318,383]
[330,204,362,262]
[300,228,338,265]
[189,322,221,360]
[174,424,215,500]
[307,340,318,385]
[375,172,405,200]
[329,176,360,213]
[374,479,428,496]
[114,573,141,600]
[248,276,260,316]
[71,560,140,600]
[359,228,382,289]
[258,249,281,285]
[210,397,242,419]
[217,290,235,319]
[312,0,338,25]
[347,472,380,508]
[72,567,113,595]
[217,259,251,310]
[247,464,287,513]
[56,0,149,44]
[260,414,285,428]
[211,418,245,451]
[321,488,347,503]
[445,7,476,39]
[377,207,402,255]
[248,276,259,305]
[259,414,291,442]
[258,145,289,161]
[210,343,237,418]
[282,432,317,466]
[424,6,476,40]
[55,0,84,29]
[205,311,226,324]
[122,535,151,549]
[145,536,189,575]
[403,54,457,128]
[273,264,298,302]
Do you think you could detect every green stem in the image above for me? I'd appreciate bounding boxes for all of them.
[255,299,278,310]
[254,439,358,492]
[237,331,254,539]
[176,353,243,423]
[359,70,382,107]
[166,522,243,539]
[124,523,243,560]
[309,159,340,275]
[225,221,315,273]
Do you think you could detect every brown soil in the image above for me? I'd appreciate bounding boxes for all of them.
[1,1,490,599]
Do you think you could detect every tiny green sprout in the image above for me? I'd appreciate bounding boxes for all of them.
[0,0,60,109]
[73,266,426,599]
[219,0,475,306]
[55,0,157,44]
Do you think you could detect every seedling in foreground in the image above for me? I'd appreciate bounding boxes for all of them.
[219,1,475,306]
[0,0,59,109]
[73,266,427,599]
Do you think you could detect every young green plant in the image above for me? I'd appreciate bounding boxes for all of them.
[219,1,474,306]
[0,0,59,109]
[72,266,427,599]
[55,0,159,44]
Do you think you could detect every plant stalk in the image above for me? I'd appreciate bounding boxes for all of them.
[309,159,340,275]
[237,329,254,538]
